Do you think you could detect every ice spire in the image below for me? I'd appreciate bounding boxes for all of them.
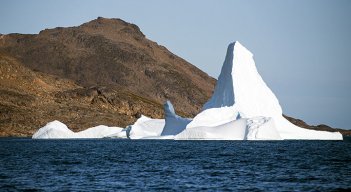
[202,41,282,118]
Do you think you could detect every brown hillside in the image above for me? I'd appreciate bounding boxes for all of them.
[0,17,216,117]
[0,53,166,136]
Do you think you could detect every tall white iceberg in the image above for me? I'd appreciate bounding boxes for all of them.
[203,42,282,117]
[32,41,343,140]
[200,41,342,140]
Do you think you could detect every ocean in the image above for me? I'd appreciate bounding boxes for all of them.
[1,138,350,191]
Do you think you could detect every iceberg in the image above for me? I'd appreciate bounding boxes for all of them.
[128,41,342,140]
[32,121,74,139]
[32,120,124,139]
[32,41,342,140]
[171,106,282,140]
[177,41,342,140]
[175,117,282,140]
[126,115,165,139]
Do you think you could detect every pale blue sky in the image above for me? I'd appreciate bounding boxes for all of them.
[1,0,350,129]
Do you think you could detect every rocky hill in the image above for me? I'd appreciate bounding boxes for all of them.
[0,17,349,136]
[283,115,350,136]
[0,53,167,136]
[0,17,215,115]
[0,17,215,136]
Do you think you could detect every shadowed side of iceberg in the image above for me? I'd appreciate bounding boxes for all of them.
[160,101,191,136]
[202,43,236,110]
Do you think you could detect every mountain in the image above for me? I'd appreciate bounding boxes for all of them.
[0,53,167,136]
[0,17,215,114]
[0,17,349,136]
[0,17,215,136]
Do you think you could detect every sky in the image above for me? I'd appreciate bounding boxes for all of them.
[1,0,350,129]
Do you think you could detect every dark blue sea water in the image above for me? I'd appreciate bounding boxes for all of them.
[1,138,350,191]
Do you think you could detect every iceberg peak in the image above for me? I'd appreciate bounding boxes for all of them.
[203,40,282,118]
[231,41,253,57]
[201,41,342,140]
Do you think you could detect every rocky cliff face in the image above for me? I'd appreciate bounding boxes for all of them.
[0,17,348,136]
